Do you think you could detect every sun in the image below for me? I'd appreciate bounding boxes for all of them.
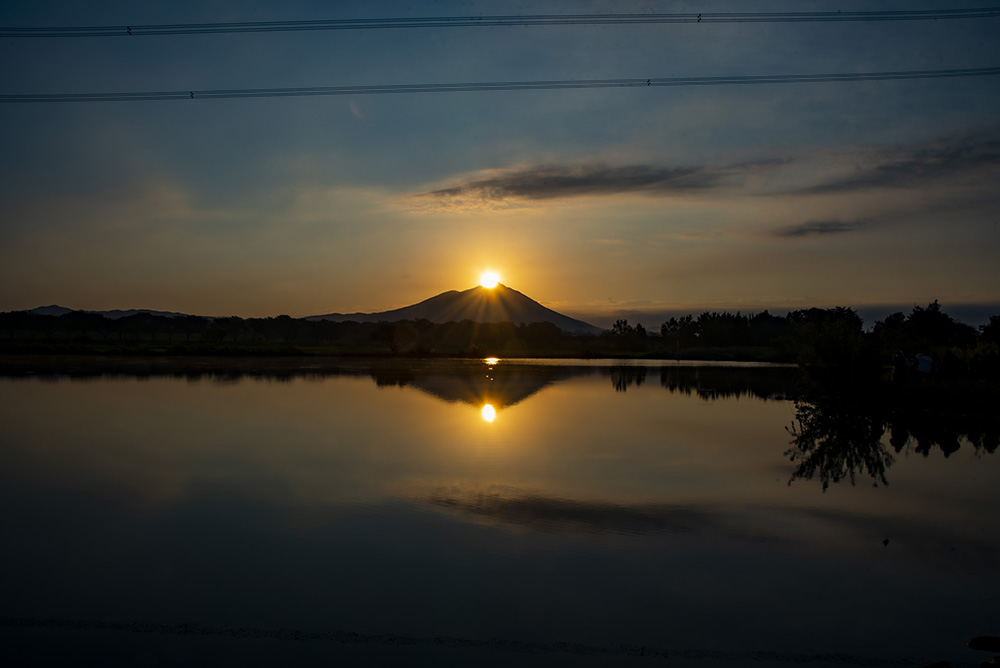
[479,271,500,289]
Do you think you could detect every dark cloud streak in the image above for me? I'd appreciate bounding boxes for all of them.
[427,490,716,535]
[773,219,866,238]
[420,160,786,203]
[424,490,785,543]
[796,131,1000,195]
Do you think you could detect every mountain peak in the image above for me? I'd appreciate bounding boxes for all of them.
[308,284,600,333]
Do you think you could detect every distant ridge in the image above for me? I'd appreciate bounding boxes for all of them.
[22,285,603,333]
[307,284,602,334]
[26,305,192,320]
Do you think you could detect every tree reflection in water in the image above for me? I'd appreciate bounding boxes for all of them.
[786,379,999,490]
[611,366,646,392]
[786,400,891,490]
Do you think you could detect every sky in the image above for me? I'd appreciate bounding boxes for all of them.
[1,0,998,328]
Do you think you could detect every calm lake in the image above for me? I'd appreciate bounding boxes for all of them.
[0,357,996,667]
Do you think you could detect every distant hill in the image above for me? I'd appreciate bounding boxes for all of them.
[307,284,602,334]
[22,285,602,333]
[27,305,192,320]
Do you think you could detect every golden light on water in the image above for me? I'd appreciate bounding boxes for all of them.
[480,404,497,423]
[479,271,500,289]
[484,357,500,366]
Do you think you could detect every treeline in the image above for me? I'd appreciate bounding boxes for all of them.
[653,301,998,379]
[0,311,589,357]
[1,302,997,375]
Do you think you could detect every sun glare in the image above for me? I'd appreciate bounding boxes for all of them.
[479,271,500,289]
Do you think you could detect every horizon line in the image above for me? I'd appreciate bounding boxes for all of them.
[12,295,999,328]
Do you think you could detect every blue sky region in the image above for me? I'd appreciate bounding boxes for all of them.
[1,1,998,327]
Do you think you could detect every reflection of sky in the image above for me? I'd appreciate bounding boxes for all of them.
[0,373,995,521]
[1,1,998,321]
[1,373,998,663]
[1,374,997,554]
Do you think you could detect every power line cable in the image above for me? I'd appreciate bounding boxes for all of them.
[3,8,999,37]
[3,66,998,103]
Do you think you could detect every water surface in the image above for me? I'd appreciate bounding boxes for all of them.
[0,358,996,666]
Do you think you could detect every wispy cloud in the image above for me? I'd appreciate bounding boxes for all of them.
[425,490,721,535]
[408,159,785,210]
[421,488,787,544]
[795,129,1000,194]
[772,219,866,238]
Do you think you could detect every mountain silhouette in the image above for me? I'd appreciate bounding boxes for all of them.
[307,284,601,333]
[27,305,191,320]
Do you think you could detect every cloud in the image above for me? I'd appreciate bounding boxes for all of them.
[420,488,793,545]
[426,489,719,535]
[795,130,1000,195]
[408,159,786,210]
[772,219,866,238]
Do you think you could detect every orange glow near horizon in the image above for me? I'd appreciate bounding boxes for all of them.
[480,404,497,423]
[479,271,500,289]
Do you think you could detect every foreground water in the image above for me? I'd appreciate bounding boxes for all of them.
[0,358,996,666]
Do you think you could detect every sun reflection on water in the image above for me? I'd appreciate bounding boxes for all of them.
[483,357,500,366]
[480,404,497,423]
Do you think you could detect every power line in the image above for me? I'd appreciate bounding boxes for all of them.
[3,67,998,103]
[3,8,999,38]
